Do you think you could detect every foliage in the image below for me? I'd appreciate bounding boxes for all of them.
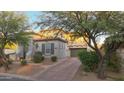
[0,56,13,67]
[38,11,124,78]
[78,50,99,72]
[0,12,30,69]
[51,56,57,62]
[33,51,44,63]
[35,51,43,56]
[38,12,123,49]
[6,59,13,65]
[106,52,122,73]
[104,33,124,54]
[0,12,30,49]
[20,58,27,65]
[103,34,124,73]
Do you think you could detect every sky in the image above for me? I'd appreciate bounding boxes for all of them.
[25,11,41,24]
[25,11,42,32]
[24,11,105,44]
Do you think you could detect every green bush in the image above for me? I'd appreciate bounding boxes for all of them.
[107,52,122,72]
[20,58,27,65]
[78,50,99,72]
[51,56,57,62]
[35,51,43,56]
[33,51,44,63]
[41,56,45,61]
[7,59,13,65]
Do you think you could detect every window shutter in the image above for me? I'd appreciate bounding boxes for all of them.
[42,44,45,55]
[51,43,54,54]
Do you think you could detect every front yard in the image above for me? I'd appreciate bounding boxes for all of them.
[0,59,57,77]
[0,57,124,81]
[0,57,81,80]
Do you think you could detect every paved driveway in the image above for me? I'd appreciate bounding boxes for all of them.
[33,57,81,81]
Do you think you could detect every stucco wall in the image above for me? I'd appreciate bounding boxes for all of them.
[34,40,68,58]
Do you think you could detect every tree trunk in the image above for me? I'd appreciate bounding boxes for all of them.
[97,52,110,79]
[97,57,106,79]
[0,48,9,71]
[95,50,106,79]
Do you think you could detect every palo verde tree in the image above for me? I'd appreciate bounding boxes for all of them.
[37,11,124,79]
[0,12,30,69]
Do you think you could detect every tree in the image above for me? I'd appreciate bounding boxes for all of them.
[37,11,124,79]
[0,12,30,69]
[104,28,124,65]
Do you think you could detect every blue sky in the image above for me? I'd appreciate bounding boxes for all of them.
[25,11,41,24]
[25,11,41,31]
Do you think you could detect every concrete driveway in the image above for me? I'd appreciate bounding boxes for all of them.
[33,57,81,81]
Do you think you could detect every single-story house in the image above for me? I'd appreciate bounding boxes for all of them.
[33,38,69,58]
[16,29,88,60]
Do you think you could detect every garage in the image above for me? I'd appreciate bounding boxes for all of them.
[70,48,86,57]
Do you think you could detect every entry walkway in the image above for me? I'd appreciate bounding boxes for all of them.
[33,58,81,81]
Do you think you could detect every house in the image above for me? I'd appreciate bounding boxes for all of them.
[16,29,88,60]
[32,29,88,58]
[33,38,69,58]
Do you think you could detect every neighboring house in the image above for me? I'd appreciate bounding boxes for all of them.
[4,44,17,60]
[4,48,16,60]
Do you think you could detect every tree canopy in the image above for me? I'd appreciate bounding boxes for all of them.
[0,11,30,69]
[37,11,124,79]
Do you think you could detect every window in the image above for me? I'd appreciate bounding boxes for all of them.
[45,43,51,54]
[35,43,39,49]
[51,43,54,54]
[42,44,45,55]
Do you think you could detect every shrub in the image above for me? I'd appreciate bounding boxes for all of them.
[0,58,13,67]
[20,58,27,65]
[78,50,99,72]
[33,51,44,63]
[41,56,45,61]
[6,59,13,65]
[35,51,43,56]
[51,56,57,62]
[107,52,122,72]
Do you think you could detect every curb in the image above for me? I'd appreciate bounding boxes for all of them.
[0,73,35,81]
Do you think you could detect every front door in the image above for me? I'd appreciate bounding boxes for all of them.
[45,43,51,56]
